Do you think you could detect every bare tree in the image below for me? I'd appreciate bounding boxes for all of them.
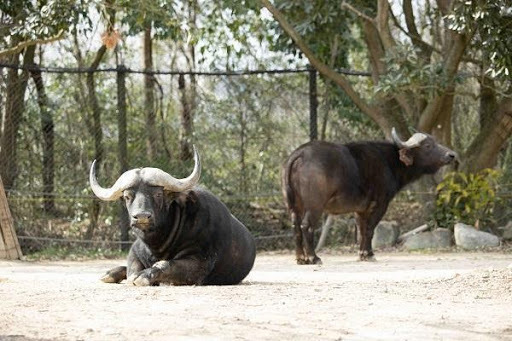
[0,45,35,190]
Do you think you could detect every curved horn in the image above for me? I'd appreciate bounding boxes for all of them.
[391,127,405,148]
[89,160,140,201]
[403,133,428,148]
[142,145,201,192]
[392,128,427,149]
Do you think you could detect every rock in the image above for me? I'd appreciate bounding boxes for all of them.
[432,228,453,248]
[372,221,399,249]
[502,229,512,240]
[497,221,512,240]
[454,223,500,249]
[402,228,453,250]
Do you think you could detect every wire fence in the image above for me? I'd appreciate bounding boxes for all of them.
[1,62,510,255]
[0,62,334,254]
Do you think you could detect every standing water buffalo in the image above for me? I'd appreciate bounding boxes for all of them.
[90,148,256,286]
[282,128,457,264]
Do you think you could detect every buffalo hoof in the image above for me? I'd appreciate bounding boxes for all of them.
[297,257,322,265]
[358,255,377,262]
[100,266,127,283]
[296,258,308,265]
[311,256,323,265]
[129,269,155,286]
[132,274,151,286]
[358,251,376,262]
[100,274,118,283]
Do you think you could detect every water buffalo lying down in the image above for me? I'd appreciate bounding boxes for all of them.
[282,128,457,264]
[90,148,256,286]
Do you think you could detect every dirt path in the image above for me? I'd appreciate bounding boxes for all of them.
[1,252,511,341]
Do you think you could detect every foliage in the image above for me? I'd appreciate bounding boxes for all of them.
[24,245,128,261]
[375,44,464,99]
[117,0,181,39]
[0,0,90,45]
[267,0,374,67]
[432,169,502,229]
[447,0,512,78]
[2,0,512,258]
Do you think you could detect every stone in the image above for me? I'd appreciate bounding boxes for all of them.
[402,228,453,250]
[371,221,399,249]
[497,221,512,240]
[454,223,500,249]
[432,228,453,248]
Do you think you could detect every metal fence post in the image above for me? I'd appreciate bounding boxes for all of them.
[309,66,318,141]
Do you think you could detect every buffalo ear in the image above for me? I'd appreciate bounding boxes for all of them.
[399,148,414,166]
[173,190,199,214]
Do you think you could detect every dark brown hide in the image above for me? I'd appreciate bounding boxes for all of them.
[282,134,456,264]
[102,187,256,286]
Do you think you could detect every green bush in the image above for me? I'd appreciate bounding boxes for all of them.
[432,169,501,229]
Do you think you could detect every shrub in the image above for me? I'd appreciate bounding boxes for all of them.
[432,169,501,229]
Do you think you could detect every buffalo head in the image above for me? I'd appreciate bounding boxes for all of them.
[391,128,457,173]
[89,147,201,234]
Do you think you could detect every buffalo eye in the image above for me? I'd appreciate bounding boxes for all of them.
[154,191,163,200]
[123,191,134,202]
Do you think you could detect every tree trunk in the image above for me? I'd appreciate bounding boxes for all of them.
[143,24,157,161]
[432,86,454,147]
[31,64,55,213]
[116,65,130,251]
[239,109,247,194]
[85,0,115,239]
[418,32,470,133]
[479,75,497,129]
[85,45,107,240]
[0,46,35,190]
[177,0,198,162]
[178,74,193,161]
[462,98,512,173]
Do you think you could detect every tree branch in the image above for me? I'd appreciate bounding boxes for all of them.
[376,0,396,51]
[418,32,470,132]
[403,0,433,59]
[260,0,384,128]
[341,1,375,24]
[0,30,65,59]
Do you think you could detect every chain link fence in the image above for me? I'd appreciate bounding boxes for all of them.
[6,63,503,255]
[2,63,379,254]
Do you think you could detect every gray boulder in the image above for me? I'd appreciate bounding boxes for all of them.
[402,228,453,250]
[497,221,512,240]
[454,223,500,249]
[372,221,399,249]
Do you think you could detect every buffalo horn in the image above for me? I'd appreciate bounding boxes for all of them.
[392,127,427,149]
[89,161,140,201]
[89,146,201,200]
[141,145,201,192]
[391,127,405,148]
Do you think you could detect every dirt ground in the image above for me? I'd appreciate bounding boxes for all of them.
[0,251,511,341]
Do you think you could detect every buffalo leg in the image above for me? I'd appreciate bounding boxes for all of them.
[125,248,147,283]
[357,205,387,261]
[301,211,322,265]
[356,213,370,261]
[131,258,209,286]
[292,212,307,264]
[101,246,144,283]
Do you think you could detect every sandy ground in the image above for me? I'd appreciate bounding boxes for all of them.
[0,252,511,341]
